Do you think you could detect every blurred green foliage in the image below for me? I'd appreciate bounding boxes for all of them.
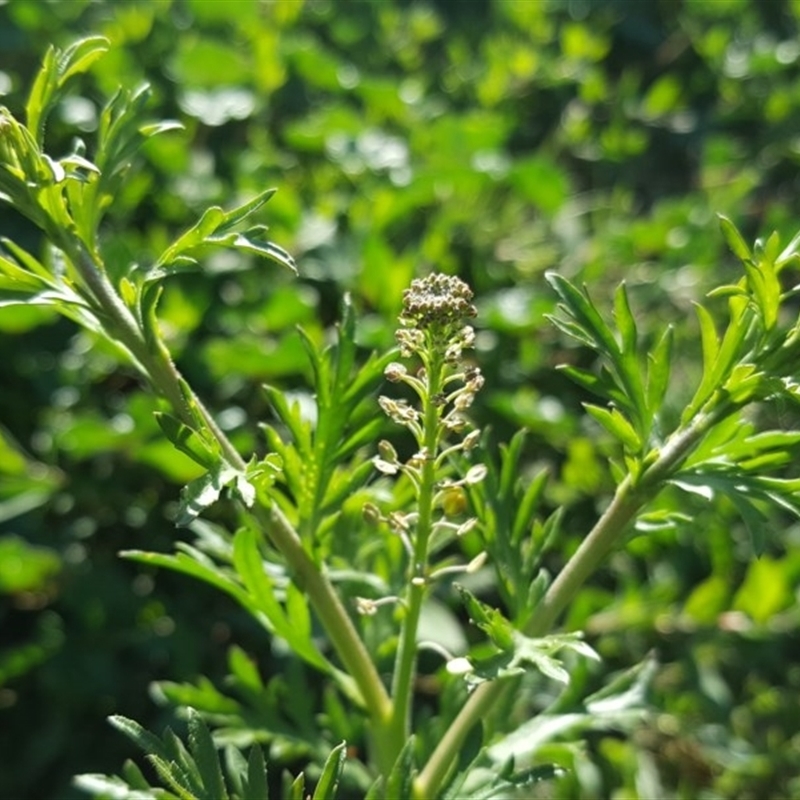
[1,0,800,798]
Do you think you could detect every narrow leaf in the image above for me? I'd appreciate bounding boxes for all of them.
[546,273,620,357]
[646,325,673,414]
[247,744,269,800]
[232,527,288,635]
[613,281,637,354]
[155,412,219,470]
[718,214,752,262]
[584,404,641,452]
[108,715,170,762]
[384,737,415,800]
[312,741,347,800]
[217,187,277,232]
[188,709,227,800]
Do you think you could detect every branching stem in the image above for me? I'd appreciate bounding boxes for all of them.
[414,405,731,798]
[68,240,395,770]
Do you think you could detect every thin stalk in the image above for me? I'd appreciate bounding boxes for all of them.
[389,349,445,758]
[68,240,394,764]
[414,407,730,799]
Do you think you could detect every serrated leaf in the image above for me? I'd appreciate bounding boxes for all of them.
[489,656,655,765]
[247,745,269,800]
[225,747,247,799]
[312,741,347,800]
[146,753,197,800]
[188,709,227,800]
[228,232,297,273]
[467,631,598,688]
[511,467,547,546]
[108,715,171,762]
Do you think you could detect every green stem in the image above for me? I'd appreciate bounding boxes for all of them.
[389,349,444,760]
[68,240,394,764]
[414,407,729,798]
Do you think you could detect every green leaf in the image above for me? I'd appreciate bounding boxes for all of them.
[120,549,251,608]
[546,272,620,358]
[228,646,264,693]
[456,585,514,650]
[384,737,415,800]
[155,413,219,470]
[232,526,289,634]
[613,281,637,355]
[217,188,277,231]
[646,325,673,414]
[176,463,244,526]
[467,631,599,688]
[287,771,305,800]
[156,206,227,267]
[488,656,655,765]
[718,214,752,262]
[187,709,227,800]
[147,753,198,800]
[246,744,269,800]
[26,37,110,146]
[312,741,347,800]
[511,467,548,546]
[684,297,752,421]
[583,404,641,453]
[743,254,781,331]
[108,715,171,762]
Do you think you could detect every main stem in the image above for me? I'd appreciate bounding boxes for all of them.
[389,349,444,761]
[70,242,394,765]
[414,407,729,798]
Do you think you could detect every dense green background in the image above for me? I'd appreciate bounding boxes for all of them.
[1,1,799,797]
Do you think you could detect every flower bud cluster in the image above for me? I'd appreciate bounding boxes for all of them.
[367,273,487,583]
[400,273,477,342]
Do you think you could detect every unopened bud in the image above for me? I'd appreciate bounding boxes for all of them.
[362,503,382,526]
[385,362,407,382]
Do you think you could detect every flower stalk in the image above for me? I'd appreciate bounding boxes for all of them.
[373,274,484,761]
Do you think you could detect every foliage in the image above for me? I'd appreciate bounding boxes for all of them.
[2,3,800,800]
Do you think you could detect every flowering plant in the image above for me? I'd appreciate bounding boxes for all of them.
[4,38,800,800]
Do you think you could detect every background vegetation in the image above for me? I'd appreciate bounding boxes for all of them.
[1,0,799,797]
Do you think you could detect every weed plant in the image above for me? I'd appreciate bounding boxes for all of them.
[3,39,800,799]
